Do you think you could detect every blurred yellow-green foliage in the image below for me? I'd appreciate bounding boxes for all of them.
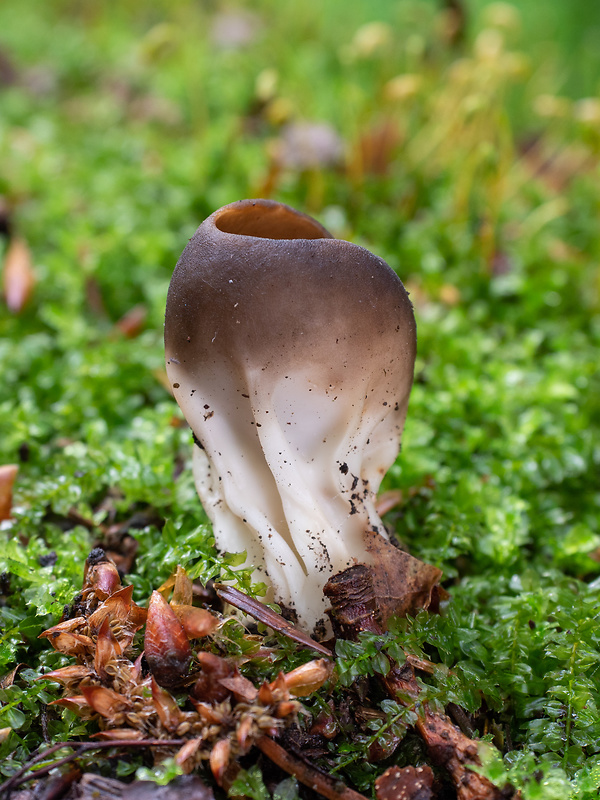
[1,1,600,797]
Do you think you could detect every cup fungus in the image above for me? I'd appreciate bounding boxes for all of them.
[165,199,416,631]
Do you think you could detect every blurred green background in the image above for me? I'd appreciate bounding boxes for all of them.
[1,1,599,797]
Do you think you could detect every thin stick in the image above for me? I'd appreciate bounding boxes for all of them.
[214,584,332,657]
[14,754,87,787]
[0,739,184,796]
[256,736,368,800]
[0,741,71,796]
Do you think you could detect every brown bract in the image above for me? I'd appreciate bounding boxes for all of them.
[36,555,312,785]
[274,659,333,697]
[172,604,219,639]
[144,591,192,687]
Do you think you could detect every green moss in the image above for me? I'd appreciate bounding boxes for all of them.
[0,1,599,796]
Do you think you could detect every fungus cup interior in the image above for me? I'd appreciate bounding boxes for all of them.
[214,203,332,240]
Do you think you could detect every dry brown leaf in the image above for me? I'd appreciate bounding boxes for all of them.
[362,530,443,625]
[94,617,123,681]
[0,663,26,689]
[192,652,234,704]
[0,47,18,87]
[0,196,11,236]
[115,304,147,338]
[39,629,93,657]
[3,237,35,312]
[84,276,107,317]
[49,695,93,716]
[0,464,18,521]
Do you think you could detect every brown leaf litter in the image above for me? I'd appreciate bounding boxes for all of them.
[2,536,512,800]
[11,550,332,797]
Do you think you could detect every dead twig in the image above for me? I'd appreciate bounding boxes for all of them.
[0,739,184,797]
[214,584,332,657]
[324,566,509,800]
[256,735,368,800]
[382,671,504,800]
